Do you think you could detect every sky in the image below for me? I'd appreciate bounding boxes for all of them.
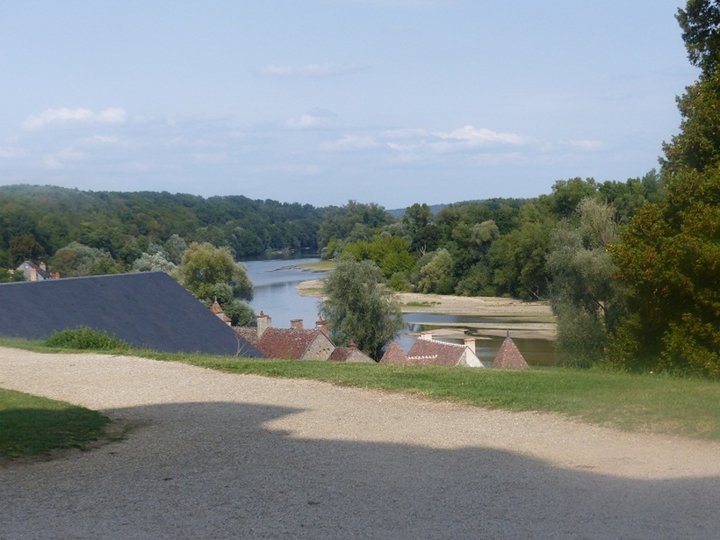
[0,1,698,209]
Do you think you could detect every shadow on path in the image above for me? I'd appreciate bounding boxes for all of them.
[1,401,718,539]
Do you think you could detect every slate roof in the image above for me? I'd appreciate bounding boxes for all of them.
[379,342,409,364]
[406,339,467,366]
[492,336,529,369]
[257,327,331,360]
[0,271,262,357]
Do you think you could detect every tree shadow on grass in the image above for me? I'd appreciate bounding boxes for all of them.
[1,401,718,539]
[0,406,110,458]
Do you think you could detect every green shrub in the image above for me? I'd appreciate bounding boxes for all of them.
[45,327,131,351]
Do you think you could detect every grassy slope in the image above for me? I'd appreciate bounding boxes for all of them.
[151,353,720,440]
[1,338,719,441]
[0,388,110,458]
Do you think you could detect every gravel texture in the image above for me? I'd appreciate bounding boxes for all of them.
[1,347,719,539]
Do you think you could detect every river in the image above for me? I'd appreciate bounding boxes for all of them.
[243,257,557,366]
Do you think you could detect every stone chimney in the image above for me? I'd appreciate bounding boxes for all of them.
[257,311,272,337]
[290,319,304,330]
[39,262,47,271]
[315,318,329,336]
[464,337,476,355]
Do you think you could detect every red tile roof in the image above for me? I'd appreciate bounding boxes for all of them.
[492,337,529,369]
[235,327,259,347]
[406,339,466,366]
[379,342,409,364]
[330,346,374,363]
[257,327,330,360]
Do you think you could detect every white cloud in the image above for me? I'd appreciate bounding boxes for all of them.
[320,134,377,150]
[382,128,428,139]
[433,125,526,146]
[568,139,604,150]
[259,63,364,78]
[22,107,127,130]
[43,146,86,169]
[287,111,335,129]
[81,135,120,145]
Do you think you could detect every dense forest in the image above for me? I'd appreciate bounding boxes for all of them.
[0,185,325,267]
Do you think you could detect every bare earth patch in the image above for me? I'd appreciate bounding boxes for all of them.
[1,347,718,538]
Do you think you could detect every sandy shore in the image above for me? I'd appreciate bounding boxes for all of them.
[297,279,556,339]
[1,348,719,538]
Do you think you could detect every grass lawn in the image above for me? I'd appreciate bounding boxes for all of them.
[0,387,110,459]
[2,337,720,441]
[147,352,720,440]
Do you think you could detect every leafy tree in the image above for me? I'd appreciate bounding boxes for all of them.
[402,203,440,255]
[50,242,120,277]
[547,198,621,366]
[164,234,188,264]
[417,249,455,294]
[489,201,556,300]
[318,200,393,253]
[132,251,178,274]
[608,0,720,376]
[179,242,253,302]
[320,257,404,360]
[8,234,45,265]
[344,235,416,279]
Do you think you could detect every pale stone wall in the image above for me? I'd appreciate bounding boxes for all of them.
[302,334,334,360]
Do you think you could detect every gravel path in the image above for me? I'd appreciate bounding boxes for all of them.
[1,347,719,539]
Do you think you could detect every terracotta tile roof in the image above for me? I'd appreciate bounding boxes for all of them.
[210,300,232,324]
[330,346,374,363]
[235,327,259,347]
[492,336,529,369]
[380,342,409,364]
[258,327,329,360]
[407,339,466,366]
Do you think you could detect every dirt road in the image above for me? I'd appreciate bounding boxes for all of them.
[1,348,719,539]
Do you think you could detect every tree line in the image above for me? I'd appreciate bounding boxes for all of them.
[0,186,325,268]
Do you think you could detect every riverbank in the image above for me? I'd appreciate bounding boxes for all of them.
[296,279,556,340]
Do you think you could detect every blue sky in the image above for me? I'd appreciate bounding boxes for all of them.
[0,1,696,208]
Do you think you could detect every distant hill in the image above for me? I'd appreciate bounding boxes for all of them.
[0,184,326,264]
[388,198,529,219]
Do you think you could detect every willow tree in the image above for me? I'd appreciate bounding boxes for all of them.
[320,257,403,360]
[608,0,720,376]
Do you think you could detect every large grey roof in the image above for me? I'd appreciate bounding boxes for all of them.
[0,272,262,357]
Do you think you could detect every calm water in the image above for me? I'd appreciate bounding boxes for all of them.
[244,257,557,366]
[244,258,326,329]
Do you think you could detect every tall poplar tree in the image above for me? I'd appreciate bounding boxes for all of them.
[608,0,720,376]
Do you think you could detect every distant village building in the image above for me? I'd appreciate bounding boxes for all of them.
[235,313,336,361]
[329,344,374,363]
[492,332,529,369]
[380,333,484,368]
[210,299,232,325]
[15,261,60,282]
[380,342,409,365]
